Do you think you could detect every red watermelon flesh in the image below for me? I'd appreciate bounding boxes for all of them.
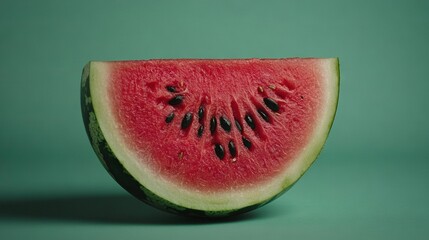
[83,58,339,214]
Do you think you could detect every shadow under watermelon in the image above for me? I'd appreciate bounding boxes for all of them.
[0,193,287,225]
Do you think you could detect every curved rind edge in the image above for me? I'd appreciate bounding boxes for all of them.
[279,58,340,195]
[80,58,340,218]
[81,62,267,218]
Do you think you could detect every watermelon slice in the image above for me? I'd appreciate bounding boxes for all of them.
[81,58,339,217]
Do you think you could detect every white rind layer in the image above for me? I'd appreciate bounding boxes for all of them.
[89,59,339,211]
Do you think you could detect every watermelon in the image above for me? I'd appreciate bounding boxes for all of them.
[81,58,339,217]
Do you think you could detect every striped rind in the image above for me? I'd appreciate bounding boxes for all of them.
[81,63,264,217]
[81,58,340,217]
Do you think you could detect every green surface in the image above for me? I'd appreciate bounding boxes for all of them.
[1,0,428,239]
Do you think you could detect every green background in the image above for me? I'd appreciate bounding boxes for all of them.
[1,0,428,239]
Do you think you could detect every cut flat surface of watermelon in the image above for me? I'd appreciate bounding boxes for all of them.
[81,58,339,216]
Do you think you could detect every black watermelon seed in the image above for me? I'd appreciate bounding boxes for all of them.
[257,108,269,122]
[197,125,204,137]
[220,116,231,132]
[210,116,217,134]
[165,112,175,123]
[166,86,176,93]
[181,112,193,129]
[214,144,225,160]
[244,114,256,130]
[228,140,236,157]
[235,119,243,133]
[263,97,279,112]
[168,95,184,106]
[198,105,205,120]
[242,137,252,149]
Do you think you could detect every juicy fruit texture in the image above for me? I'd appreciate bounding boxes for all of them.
[81,58,339,217]
[112,60,323,190]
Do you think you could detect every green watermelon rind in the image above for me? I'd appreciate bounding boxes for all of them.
[81,65,271,218]
[80,59,340,218]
